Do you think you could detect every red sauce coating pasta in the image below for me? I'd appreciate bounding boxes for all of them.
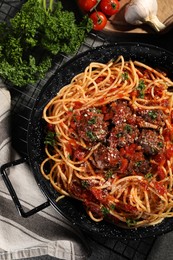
[41,56,173,228]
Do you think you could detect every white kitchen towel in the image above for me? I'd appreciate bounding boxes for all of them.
[0,81,90,260]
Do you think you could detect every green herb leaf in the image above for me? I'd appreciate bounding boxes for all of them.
[158,142,164,148]
[126,218,137,227]
[135,161,142,167]
[124,124,132,133]
[67,154,72,160]
[110,203,116,211]
[44,131,56,146]
[95,109,102,113]
[137,79,146,98]
[81,180,90,189]
[116,132,123,138]
[122,71,129,81]
[101,206,110,216]
[88,117,96,125]
[148,110,157,120]
[105,170,114,180]
[145,173,153,180]
[86,131,97,141]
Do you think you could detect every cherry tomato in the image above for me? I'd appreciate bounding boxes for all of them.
[89,11,107,31]
[99,0,120,16]
[77,0,98,12]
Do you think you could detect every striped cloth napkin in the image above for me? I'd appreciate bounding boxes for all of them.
[0,81,90,260]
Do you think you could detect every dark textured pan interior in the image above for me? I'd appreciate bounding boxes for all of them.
[27,42,173,239]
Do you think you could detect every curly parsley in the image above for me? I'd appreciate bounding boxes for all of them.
[0,0,92,86]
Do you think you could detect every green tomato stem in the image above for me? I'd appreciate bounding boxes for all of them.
[90,0,102,12]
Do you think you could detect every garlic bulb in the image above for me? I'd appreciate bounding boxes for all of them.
[124,0,165,32]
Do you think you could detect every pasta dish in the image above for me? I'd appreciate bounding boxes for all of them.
[41,55,173,228]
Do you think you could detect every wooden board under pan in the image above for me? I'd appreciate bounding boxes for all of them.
[104,0,173,34]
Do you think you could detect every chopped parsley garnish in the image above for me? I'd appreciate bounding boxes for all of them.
[105,170,114,180]
[44,131,56,146]
[137,79,146,98]
[81,180,90,189]
[145,173,153,180]
[135,161,142,167]
[122,71,129,81]
[116,132,123,138]
[73,114,78,122]
[88,117,96,125]
[126,218,137,227]
[96,109,102,113]
[101,206,110,216]
[158,142,164,148]
[148,110,157,120]
[124,124,132,133]
[110,204,116,211]
[86,131,97,141]
[67,154,72,160]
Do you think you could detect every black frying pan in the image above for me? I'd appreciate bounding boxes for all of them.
[26,43,173,239]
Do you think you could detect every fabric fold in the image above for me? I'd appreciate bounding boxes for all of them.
[0,82,90,260]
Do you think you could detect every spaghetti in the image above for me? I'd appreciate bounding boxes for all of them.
[41,55,173,228]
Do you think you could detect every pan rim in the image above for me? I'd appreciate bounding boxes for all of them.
[27,42,173,239]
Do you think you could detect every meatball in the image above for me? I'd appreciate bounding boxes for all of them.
[92,144,120,170]
[109,123,140,148]
[137,129,165,155]
[136,108,166,128]
[76,107,108,143]
[111,100,136,125]
[127,151,151,175]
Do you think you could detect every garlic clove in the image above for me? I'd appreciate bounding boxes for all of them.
[125,3,147,25]
[124,0,166,32]
[144,15,166,32]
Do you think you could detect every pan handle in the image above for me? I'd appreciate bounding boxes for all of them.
[0,157,50,218]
